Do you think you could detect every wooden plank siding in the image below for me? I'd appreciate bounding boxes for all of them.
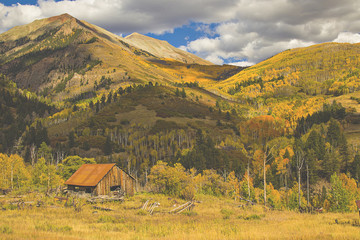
[120,170,135,196]
[94,166,135,196]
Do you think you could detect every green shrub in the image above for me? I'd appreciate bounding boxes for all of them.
[35,223,72,232]
[136,209,148,216]
[220,208,234,219]
[120,119,130,125]
[54,82,66,93]
[238,214,264,220]
[199,170,230,196]
[0,225,13,234]
[97,215,123,223]
[4,204,17,210]
[181,211,198,216]
[328,173,358,212]
[148,161,195,200]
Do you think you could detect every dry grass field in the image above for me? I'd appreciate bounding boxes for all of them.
[1,193,360,240]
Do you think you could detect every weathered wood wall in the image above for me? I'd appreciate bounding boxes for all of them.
[94,166,120,195]
[94,166,135,196]
[120,170,135,196]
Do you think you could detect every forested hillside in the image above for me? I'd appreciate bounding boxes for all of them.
[1,14,360,213]
[221,43,360,97]
[0,74,57,153]
[2,78,360,211]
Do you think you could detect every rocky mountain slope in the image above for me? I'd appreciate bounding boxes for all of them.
[124,32,212,65]
[0,14,238,102]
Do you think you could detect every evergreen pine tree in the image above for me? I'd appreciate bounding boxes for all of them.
[350,154,360,182]
[181,88,186,98]
[326,118,341,147]
[89,101,94,109]
[68,131,75,149]
[95,101,100,113]
[225,111,231,120]
[101,94,106,106]
[107,91,112,104]
[103,136,113,155]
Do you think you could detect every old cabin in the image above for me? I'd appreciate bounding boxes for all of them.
[65,163,135,196]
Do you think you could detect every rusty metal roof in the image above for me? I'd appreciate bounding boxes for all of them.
[65,163,116,187]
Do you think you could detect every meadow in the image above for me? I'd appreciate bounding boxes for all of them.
[1,193,360,240]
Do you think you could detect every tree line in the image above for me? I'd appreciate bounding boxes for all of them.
[0,75,57,153]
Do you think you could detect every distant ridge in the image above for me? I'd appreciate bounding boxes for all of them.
[214,42,360,99]
[124,32,213,65]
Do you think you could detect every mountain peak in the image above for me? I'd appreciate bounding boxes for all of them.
[0,13,79,42]
[124,32,213,65]
[125,32,160,41]
[126,32,142,37]
[45,13,77,24]
[48,13,75,21]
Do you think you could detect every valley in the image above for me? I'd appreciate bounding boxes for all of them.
[1,13,360,240]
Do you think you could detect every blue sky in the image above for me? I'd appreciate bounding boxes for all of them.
[146,22,220,52]
[1,0,36,5]
[1,0,47,6]
[1,0,360,66]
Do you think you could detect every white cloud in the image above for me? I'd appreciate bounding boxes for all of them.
[333,32,360,43]
[0,0,239,34]
[228,61,255,67]
[195,23,217,36]
[1,0,360,64]
[205,55,224,65]
[181,0,360,64]
[182,25,315,64]
[0,3,42,32]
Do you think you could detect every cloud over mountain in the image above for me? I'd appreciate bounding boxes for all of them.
[0,0,238,34]
[1,0,360,64]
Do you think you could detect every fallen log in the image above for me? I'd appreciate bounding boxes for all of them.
[237,197,256,205]
[92,206,113,211]
[54,196,68,202]
[177,202,194,214]
[87,196,124,204]
[169,201,195,214]
[169,201,191,213]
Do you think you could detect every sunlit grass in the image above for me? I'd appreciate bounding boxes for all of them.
[1,193,360,239]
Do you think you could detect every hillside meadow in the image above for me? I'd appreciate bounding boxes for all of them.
[1,193,360,240]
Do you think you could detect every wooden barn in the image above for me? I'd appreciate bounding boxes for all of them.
[65,163,135,196]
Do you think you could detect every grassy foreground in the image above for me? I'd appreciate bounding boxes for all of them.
[1,193,360,240]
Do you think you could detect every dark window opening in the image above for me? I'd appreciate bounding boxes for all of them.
[85,187,92,193]
[110,185,121,191]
